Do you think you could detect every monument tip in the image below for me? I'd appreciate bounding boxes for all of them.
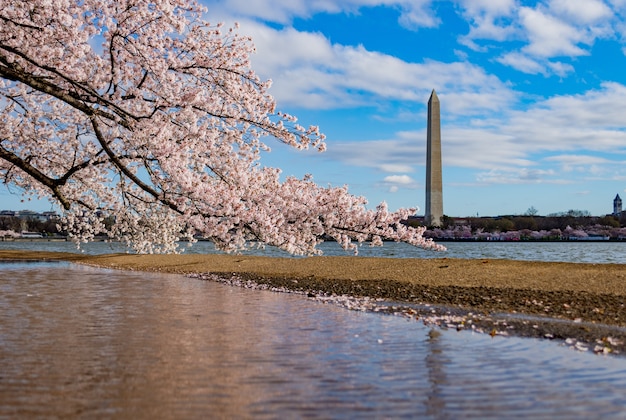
[429,89,439,103]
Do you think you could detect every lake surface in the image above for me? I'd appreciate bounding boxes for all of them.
[4,238,626,263]
[2,261,626,418]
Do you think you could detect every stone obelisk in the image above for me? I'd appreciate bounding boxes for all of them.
[425,89,443,227]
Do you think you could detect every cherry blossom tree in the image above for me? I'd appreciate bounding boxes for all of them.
[0,0,444,254]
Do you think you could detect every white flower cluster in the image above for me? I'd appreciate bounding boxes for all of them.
[0,0,444,254]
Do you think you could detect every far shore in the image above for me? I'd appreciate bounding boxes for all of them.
[2,250,626,354]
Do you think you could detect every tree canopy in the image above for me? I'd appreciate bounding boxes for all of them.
[0,0,444,254]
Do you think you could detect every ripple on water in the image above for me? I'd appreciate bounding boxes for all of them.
[1,263,626,419]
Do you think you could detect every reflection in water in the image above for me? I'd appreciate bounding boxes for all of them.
[426,329,447,417]
[1,262,626,418]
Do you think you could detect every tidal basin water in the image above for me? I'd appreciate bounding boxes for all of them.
[2,241,626,418]
[5,238,626,263]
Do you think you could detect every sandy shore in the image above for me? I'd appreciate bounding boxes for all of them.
[2,250,626,354]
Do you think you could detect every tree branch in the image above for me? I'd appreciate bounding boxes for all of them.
[0,144,72,209]
[89,115,183,215]
[0,50,134,128]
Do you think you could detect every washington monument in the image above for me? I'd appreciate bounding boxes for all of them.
[425,89,443,227]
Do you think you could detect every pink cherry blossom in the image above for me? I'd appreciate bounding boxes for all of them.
[0,0,444,254]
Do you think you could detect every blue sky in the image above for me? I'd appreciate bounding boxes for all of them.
[4,0,626,217]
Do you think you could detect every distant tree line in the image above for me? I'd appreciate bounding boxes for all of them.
[458,214,622,232]
[406,209,626,241]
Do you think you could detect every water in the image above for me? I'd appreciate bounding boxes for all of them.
[2,262,626,418]
[4,239,626,263]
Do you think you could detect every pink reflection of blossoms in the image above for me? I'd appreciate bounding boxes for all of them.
[0,0,443,255]
[423,224,626,241]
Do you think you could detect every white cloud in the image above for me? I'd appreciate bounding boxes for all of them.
[321,82,626,186]
[455,1,618,77]
[457,0,517,48]
[544,154,619,176]
[327,137,423,172]
[206,0,338,23]
[546,61,575,77]
[379,163,414,172]
[442,128,532,169]
[238,21,516,112]
[382,174,419,192]
[206,0,439,29]
[510,82,626,142]
[384,174,415,184]
[396,1,440,29]
[610,0,626,10]
[475,168,562,184]
[545,154,611,165]
[208,0,621,88]
[496,52,546,74]
[519,7,589,58]
[199,1,626,191]
[458,83,626,170]
[496,53,575,77]
[549,0,613,24]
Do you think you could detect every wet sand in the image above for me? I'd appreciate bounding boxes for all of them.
[2,250,626,354]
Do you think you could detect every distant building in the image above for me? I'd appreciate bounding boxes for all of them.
[0,210,60,221]
[17,210,42,221]
[614,194,622,217]
[41,211,60,221]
